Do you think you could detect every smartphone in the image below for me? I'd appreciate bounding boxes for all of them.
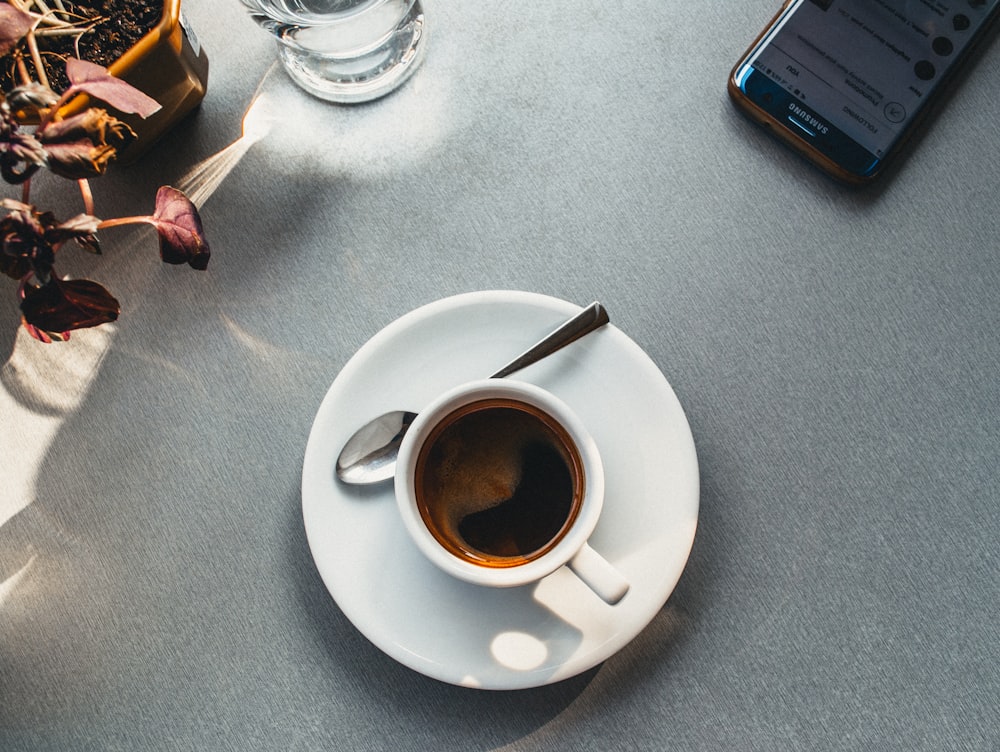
[728,0,1000,183]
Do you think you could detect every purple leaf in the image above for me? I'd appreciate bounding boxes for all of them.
[0,5,33,57]
[151,186,210,270]
[65,58,162,118]
[21,276,120,341]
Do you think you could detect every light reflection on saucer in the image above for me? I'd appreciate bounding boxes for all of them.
[491,631,550,672]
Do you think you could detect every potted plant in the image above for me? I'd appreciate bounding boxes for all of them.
[1,1,210,343]
[2,0,209,160]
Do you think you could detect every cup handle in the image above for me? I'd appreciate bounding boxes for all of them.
[567,543,629,605]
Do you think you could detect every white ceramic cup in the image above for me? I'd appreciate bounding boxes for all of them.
[395,379,629,605]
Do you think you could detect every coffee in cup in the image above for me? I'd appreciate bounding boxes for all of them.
[396,380,629,604]
[414,397,584,567]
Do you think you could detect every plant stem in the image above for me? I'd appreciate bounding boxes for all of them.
[97,216,153,231]
[15,53,31,86]
[77,178,94,216]
[35,26,95,37]
[24,30,50,89]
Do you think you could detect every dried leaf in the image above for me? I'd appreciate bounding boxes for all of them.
[5,83,61,121]
[56,214,102,254]
[1,104,46,183]
[0,137,44,184]
[0,247,31,280]
[42,138,119,179]
[1,202,51,280]
[151,186,210,270]
[52,213,101,243]
[1,202,100,283]
[39,109,135,150]
[65,58,162,118]
[0,5,33,57]
[38,109,136,178]
[21,276,120,341]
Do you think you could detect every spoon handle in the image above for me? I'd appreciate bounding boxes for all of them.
[490,302,610,379]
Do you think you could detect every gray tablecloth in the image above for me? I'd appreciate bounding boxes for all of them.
[2,1,998,750]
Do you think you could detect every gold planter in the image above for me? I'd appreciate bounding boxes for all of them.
[69,0,209,162]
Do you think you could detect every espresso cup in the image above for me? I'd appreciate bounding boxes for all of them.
[395,379,629,605]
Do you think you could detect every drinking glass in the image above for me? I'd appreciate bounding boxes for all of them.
[240,0,427,103]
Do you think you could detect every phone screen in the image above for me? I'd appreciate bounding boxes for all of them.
[733,0,999,175]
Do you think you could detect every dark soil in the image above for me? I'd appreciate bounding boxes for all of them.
[1,0,161,94]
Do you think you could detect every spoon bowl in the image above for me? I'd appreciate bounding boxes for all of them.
[336,410,416,485]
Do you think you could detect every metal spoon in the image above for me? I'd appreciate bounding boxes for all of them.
[335,301,610,485]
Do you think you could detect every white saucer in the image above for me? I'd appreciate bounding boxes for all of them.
[301,291,699,689]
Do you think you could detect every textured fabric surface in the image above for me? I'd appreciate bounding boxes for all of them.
[2,1,998,750]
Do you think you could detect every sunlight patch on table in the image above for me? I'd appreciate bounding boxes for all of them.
[245,56,453,177]
[1,325,114,528]
[0,555,37,609]
[220,313,293,361]
[177,65,280,208]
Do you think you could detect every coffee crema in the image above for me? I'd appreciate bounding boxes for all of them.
[414,398,585,568]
